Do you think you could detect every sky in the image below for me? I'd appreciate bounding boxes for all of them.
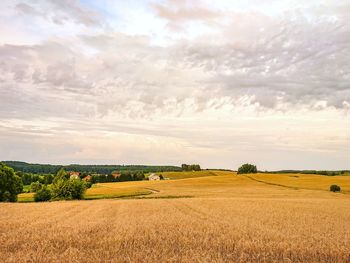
[0,0,350,170]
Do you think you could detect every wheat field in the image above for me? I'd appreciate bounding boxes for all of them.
[3,172,350,262]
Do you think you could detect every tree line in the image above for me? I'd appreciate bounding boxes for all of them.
[3,161,182,174]
[90,171,145,183]
[263,170,350,176]
[181,164,201,171]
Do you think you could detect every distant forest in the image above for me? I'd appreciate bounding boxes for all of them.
[265,170,350,176]
[3,161,182,174]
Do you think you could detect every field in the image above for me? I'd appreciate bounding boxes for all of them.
[3,171,350,262]
[156,170,219,179]
[248,173,350,193]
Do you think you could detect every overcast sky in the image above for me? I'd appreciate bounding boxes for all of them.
[0,0,349,170]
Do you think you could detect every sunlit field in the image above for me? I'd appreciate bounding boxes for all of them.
[17,171,350,201]
[248,173,350,193]
[4,171,350,262]
[157,170,219,179]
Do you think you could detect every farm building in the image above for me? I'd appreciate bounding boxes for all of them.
[69,172,80,179]
[148,173,160,181]
[83,175,92,182]
[112,172,121,179]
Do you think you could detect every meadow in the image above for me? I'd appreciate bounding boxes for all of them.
[3,171,350,262]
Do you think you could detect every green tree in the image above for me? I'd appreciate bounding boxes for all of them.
[51,176,86,200]
[182,164,201,171]
[30,182,42,193]
[330,184,341,192]
[0,163,23,202]
[181,164,189,171]
[34,186,52,202]
[237,163,258,174]
[53,168,69,183]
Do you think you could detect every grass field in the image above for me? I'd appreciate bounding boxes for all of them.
[5,171,350,262]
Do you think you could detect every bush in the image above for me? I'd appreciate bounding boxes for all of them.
[330,184,341,192]
[53,168,69,184]
[0,163,23,202]
[30,182,42,193]
[34,186,52,202]
[237,163,257,174]
[85,181,92,189]
[51,178,87,200]
[69,179,86,199]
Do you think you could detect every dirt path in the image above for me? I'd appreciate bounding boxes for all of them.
[144,187,160,193]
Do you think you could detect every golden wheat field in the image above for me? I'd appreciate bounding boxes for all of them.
[2,171,350,262]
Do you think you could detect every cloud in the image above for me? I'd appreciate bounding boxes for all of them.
[1,9,350,123]
[1,0,350,168]
[15,0,102,26]
[152,0,221,30]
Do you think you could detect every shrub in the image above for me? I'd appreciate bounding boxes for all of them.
[34,186,52,202]
[330,184,341,192]
[30,182,42,193]
[237,163,258,174]
[0,163,23,202]
[69,179,86,199]
[85,181,92,189]
[51,178,87,200]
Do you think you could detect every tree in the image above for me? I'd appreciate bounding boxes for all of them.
[53,168,69,183]
[182,164,201,171]
[191,164,201,171]
[0,163,23,202]
[237,163,257,175]
[51,176,87,200]
[330,185,341,192]
[30,182,42,193]
[181,164,189,171]
[68,179,86,199]
[34,186,52,202]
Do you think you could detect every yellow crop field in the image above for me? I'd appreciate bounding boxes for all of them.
[157,170,219,179]
[5,171,350,262]
[247,173,350,193]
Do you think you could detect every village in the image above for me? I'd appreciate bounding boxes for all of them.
[68,171,163,182]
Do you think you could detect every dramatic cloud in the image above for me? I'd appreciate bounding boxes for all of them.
[0,0,349,169]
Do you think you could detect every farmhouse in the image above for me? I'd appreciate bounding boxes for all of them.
[83,175,92,182]
[148,173,160,181]
[112,172,121,179]
[69,172,80,179]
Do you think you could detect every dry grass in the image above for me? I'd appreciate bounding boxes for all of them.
[4,171,350,262]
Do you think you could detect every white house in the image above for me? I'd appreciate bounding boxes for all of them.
[69,172,80,179]
[148,173,160,181]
